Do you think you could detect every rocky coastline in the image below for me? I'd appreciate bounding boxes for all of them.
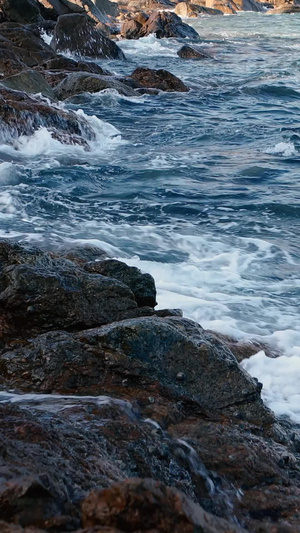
[0,0,300,532]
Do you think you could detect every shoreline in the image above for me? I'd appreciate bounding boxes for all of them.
[0,2,300,531]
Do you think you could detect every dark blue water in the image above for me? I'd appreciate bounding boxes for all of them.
[1,12,300,418]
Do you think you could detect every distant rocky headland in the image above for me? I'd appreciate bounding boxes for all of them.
[0,1,300,532]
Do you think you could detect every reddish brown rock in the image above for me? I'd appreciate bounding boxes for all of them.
[131,67,189,92]
[82,478,245,532]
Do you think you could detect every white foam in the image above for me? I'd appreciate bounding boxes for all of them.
[0,109,124,168]
[265,142,297,157]
[40,30,52,46]
[242,351,300,423]
[118,34,178,57]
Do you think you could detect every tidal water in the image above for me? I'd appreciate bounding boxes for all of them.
[0,13,300,420]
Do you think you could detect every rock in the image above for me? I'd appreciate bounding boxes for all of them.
[38,55,109,87]
[120,18,143,39]
[85,259,157,308]
[175,1,223,16]
[0,42,27,78]
[205,0,236,13]
[206,0,264,12]
[0,315,269,418]
[126,0,175,11]
[0,23,55,69]
[54,72,136,100]
[0,0,41,23]
[1,70,55,99]
[177,44,213,59]
[0,522,44,532]
[268,4,300,12]
[0,261,139,332]
[0,86,95,146]
[51,14,125,59]
[41,55,107,75]
[130,67,189,92]
[82,478,245,532]
[140,11,199,40]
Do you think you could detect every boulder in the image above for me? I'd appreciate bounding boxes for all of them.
[205,0,236,13]
[0,0,41,23]
[0,315,267,416]
[177,44,213,59]
[82,479,245,532]
[206,0,264,12]
[268,3,300,12]
[0,42,27,78]
[50,14,125,59]
[0,24,55,68]
[120,18,143,39]
[85,259,157,308]
[130,67,189,92]
[1,70,55,99]
[54,72,136,100]
[0,261,139,331]
[0,86,95,146]
[175,1,223,16]
[141,11,199,39]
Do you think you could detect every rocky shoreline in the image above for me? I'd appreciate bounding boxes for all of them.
[0,240,299,533]
[1,0,300,532]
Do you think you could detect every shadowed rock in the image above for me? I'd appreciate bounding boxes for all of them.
[51,14,125,59]
[0,0,41,23]
[178,44,214,60]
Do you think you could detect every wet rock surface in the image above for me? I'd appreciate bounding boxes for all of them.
[177,44,214,59]
[121,11,200,40]
[50,14,125,59]
[130,67,189,92]
[0,86,95,145]
[54,72,136,100]
[0,241,299,531]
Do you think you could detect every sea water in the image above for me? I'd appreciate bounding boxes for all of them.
[1,13,300,421]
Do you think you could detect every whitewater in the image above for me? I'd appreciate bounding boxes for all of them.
[0,12,300,421]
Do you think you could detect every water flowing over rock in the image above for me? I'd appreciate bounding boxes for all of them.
[50,13,126,59]
[54,72,137,99]
[0,87,96,146]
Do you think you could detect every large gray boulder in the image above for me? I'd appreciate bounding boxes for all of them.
[51,13,125,59]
